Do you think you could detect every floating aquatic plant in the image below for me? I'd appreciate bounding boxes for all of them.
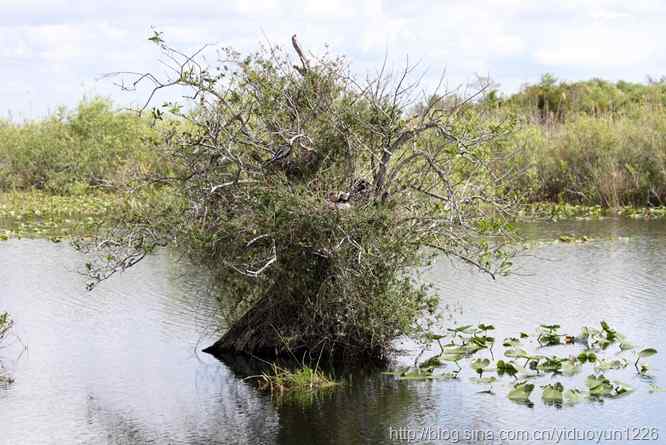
[508,381,535,406]
[386,320,661,407]
[635,348,658,375]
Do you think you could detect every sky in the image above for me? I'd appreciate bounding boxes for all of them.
[2,0,666,119]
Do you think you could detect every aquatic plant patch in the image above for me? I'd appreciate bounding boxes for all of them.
[0,311,15,384]
[384,321,660,408]
[0,191,118,240]
[520,202,666,222]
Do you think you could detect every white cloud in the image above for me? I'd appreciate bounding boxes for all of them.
[1,0,666,118]
[534,25,657,67]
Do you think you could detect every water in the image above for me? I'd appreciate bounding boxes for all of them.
[1,219,665,444]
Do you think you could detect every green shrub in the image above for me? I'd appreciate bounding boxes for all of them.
[83,35,518,363]
[0,98,165,193]
[504,110,666,207]
[503,75,666,122]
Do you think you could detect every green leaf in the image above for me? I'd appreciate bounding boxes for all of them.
[639,348,658,358]
[426,333,447,341]
[563,388,584,405]
[586,375,632,398]
[611,380,633,397]
[619,341,634,351]
[594,358,628,372]
[577,351,597,363]
[502,337,521,348]
[419,356,445,368]
[542,382,564,403]
[471,336,494,348]
[560,359,581,376]
[508,381,534,402]
[540,324,561,331]
[471,358,491,370]
[450,324,473,332]
[441,352,465,362]
[505,348,530,359]
[147,31,164,45]
[586,375,613,397]
[496,360,519,377]
[539,334,561,346]
[538,356,563,373]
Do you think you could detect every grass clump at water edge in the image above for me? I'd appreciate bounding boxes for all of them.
[246,363,339,397]
[0,312,15,384]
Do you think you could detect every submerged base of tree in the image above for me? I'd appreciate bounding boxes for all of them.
[202,295,388,364]
[202,296,291,358]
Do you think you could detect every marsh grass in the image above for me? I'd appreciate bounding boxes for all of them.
[247,362,340,401]
[3,81,666,210]
[487,77,666,207]
[0,98,164,194]
[0,312,15,384]
[0,312,12,344]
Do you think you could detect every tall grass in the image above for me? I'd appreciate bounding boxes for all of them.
[0,98,163,194]
[0,312,12,344]
[506,106,666,207]
[479,77,666,207]
[3,83,666,208]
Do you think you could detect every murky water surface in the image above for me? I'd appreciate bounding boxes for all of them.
[1,219,665,444]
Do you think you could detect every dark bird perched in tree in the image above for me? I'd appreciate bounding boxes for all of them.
[291,34,309,76]
[350,178,371,201]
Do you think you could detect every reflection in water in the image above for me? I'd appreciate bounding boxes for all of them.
[0,219,665,444]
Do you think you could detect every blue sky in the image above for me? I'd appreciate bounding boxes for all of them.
[2,0,666,119]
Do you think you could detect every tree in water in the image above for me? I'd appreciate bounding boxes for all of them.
[82,33,520,363]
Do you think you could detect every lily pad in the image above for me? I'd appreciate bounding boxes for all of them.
[471,376,497,385]
[560,359,582,376]
[471,358,491,376]
[496,360,519,378]
[563,388,584,405]
[508,381,535,404]
[542,382,564,404]
[639,348,658,358]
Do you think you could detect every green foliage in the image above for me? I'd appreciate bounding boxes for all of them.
[480,77,666,207]
[0,98,165,194]
[635,348,659,374]
[586,374,633,398]
[85,35,518,363]
[503,75,666,122]
[250,363,339,404]
[508,381,534,404]
[515,111,666,206]
[541,382,564,404]
[390,320,660,408]
[0,190,119,239]
[0,311,15,384]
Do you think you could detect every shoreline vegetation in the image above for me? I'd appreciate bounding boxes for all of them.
[0,312,15,384]
[1,192,664,242]
[3,76,666,241]
[3,76,666,209]
[2,82,665,241]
